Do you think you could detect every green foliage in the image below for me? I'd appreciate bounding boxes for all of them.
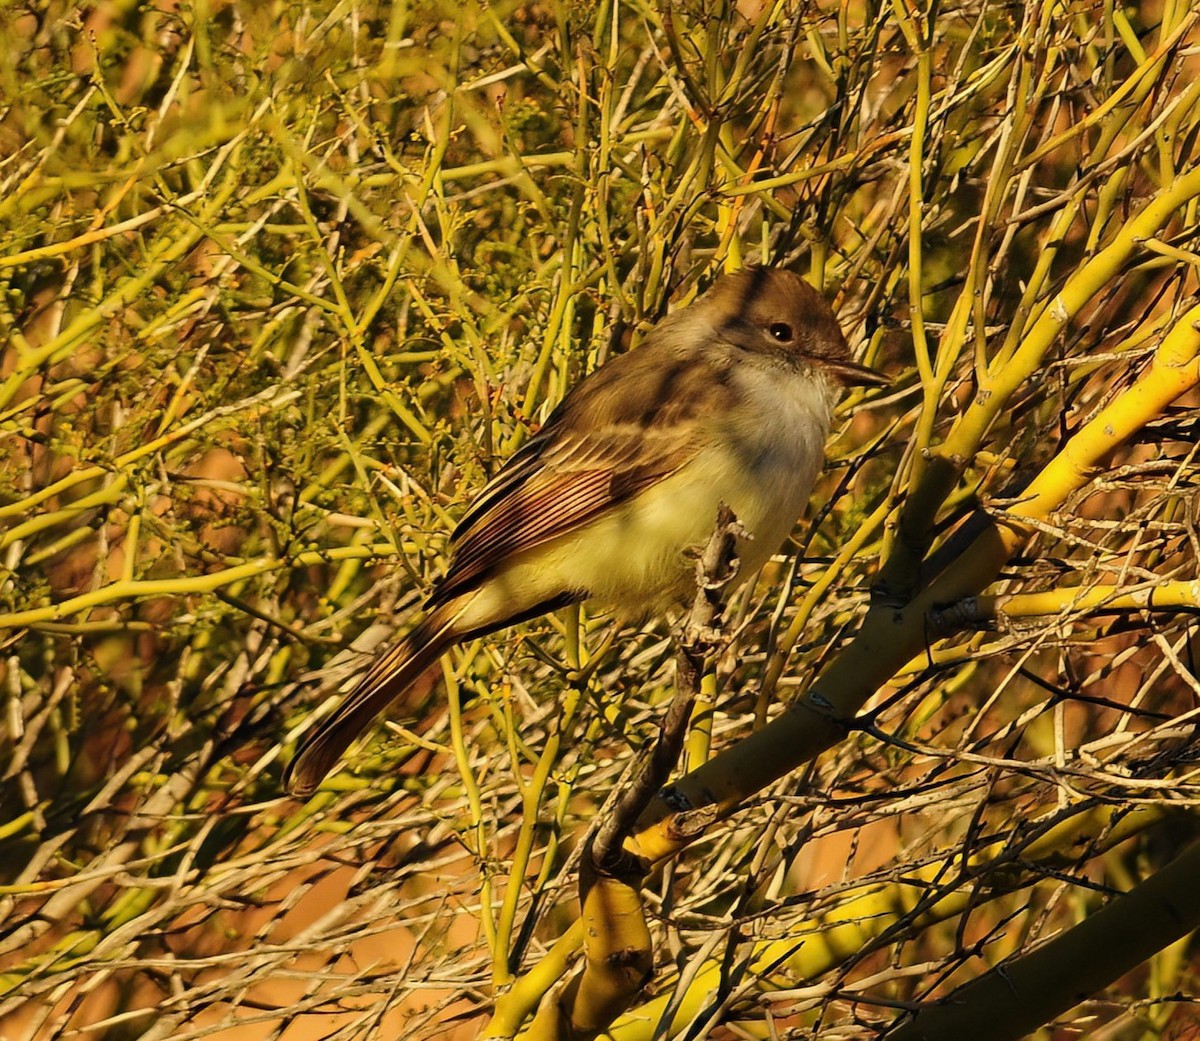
[1,1,1200,1039]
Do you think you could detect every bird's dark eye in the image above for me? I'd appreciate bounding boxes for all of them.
[769,322,793,342]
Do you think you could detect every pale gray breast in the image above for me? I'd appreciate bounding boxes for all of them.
[723,361,836,479]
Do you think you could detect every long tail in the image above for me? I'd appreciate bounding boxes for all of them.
[284,601,464,797]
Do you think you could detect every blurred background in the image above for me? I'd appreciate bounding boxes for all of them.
[2,1,1200,1038]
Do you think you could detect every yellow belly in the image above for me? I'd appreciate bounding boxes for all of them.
[455,440,822,630]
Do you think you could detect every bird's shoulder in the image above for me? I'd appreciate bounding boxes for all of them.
[546,331,742,439]
[433,332,739,600]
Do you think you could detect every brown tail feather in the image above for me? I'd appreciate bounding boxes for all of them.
[284,602,463,797]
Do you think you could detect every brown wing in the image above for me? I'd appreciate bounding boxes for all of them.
[428,341,738,608]
[428,426,690,606]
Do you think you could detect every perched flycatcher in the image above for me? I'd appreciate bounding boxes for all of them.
[285,267,887,795]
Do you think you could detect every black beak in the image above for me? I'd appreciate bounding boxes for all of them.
[826,357,891,388]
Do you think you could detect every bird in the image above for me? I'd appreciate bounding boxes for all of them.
[284,267,887,796]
